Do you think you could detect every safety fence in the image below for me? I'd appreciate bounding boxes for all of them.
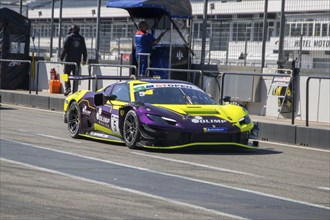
[1,58,329,126]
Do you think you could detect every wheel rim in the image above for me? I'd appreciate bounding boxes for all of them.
[68,105,80,134]
[124,113,137,143]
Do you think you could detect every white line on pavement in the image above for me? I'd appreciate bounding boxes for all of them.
[318,187,330,191]
[131,151,263,178]
[2,138,329,210]
[16,129,81,143]
[257,140,330,153]
[0,158,247,220]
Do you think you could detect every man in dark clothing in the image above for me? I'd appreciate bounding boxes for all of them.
[135,21,166,76]
[60,24,87,96]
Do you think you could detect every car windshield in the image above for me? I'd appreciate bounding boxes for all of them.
[134,83,215,105]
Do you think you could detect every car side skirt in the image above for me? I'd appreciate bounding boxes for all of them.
[79,134,125,144]
[141,141,258,149]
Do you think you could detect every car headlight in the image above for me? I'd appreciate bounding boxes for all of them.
[146,114,177,125]
[239,115,251,125]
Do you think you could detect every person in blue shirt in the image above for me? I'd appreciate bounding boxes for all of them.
[135,21,166,76]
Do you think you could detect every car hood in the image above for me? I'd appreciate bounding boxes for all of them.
[152,104,248,123]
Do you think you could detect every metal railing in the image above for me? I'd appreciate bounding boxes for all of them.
[88,63,136,90]
[36,61,78,94]
[306,75,330,127]
[219,72,295,125]
[145,67,203,88]
[137,53,150,76]
[0,58,32,94]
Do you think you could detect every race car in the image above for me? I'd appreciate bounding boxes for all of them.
[63,77,258,149]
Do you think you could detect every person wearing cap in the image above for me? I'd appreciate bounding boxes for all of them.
[60,24,87,96]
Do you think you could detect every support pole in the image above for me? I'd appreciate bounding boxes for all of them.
[200,0,209,67]
[50,0,55,58]
[19,0,23,14]
[95,0,101,62]
[261,0,268,69]
[278,0,286,61]
[57,0,63,58]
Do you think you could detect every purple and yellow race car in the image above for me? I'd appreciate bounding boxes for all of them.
[64,78,258,149]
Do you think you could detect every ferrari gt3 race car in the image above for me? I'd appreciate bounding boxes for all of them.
[63,78,258,149]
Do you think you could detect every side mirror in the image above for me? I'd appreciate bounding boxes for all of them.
[104,94,117,101]
[222,96,231,103]
[94,93,117,106]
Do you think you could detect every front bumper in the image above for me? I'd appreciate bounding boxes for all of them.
[139,123,257,149]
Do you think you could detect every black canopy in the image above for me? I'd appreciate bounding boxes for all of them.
[0,7,31,89]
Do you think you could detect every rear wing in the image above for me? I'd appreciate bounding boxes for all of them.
[60,74,137,82]
[60,74,160,91]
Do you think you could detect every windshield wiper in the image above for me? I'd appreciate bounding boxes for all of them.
[179,88,193,105]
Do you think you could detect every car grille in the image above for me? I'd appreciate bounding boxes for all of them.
[190,132,248,143]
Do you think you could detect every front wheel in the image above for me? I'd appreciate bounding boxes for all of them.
[123,110,141,149]
[67,101,81,138]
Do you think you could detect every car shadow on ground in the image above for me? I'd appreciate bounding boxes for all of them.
[141,145,282,156]
[78,137,282,155]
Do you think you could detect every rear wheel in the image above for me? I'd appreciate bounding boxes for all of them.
[67,101,81,138]
[123,110,141,149]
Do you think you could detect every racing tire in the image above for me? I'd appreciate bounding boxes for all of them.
[67,101,81,138]
[123,110,141,149]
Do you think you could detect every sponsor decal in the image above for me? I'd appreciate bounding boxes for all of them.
[191,116,227,124]
[273,76,291,83]
[82,105,91,116]
[111,114,119,133]
[134,83,194,92]
[205,127,228,132]
[176,50,184,61]
[96,108,110,126]
[90,132,110,139]
[8,61,21,67]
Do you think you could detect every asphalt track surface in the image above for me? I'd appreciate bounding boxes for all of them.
[1,104,329,219]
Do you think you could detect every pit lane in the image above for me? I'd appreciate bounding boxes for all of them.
[1,104,329,219]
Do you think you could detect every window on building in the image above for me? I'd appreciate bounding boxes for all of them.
[232,23,251,41]
[291,23,302,36]
[313,58,330,69]
[193,23,200,39]
[315,23,321,36]
[113,23,126,38]
[307,23,313,36]
[253,22,263,41]
[211,22,230,51]
[302,23,308,36]
[322,23,328,36]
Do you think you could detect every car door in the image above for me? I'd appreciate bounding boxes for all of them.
[104,83,130,135]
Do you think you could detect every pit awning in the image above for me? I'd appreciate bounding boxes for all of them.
[106,0,192,18]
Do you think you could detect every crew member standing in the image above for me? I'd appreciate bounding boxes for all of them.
[60,24,87,96]
[135,21,166,76]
